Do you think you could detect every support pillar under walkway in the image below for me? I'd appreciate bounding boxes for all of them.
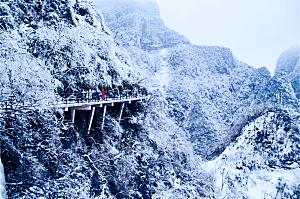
[101,105,107,130]
[87,107,95,133]
[118,103,125,123]
[71,109,76,123]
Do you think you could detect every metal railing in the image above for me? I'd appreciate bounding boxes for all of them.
[57,89,148,105]
[0,89,149,111]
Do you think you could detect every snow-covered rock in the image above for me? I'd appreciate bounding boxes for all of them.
[208,108,300,198]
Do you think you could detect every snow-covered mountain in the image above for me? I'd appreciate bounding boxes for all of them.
[0,0,299,198]
[275,46,300,75]
[98,0,298,159]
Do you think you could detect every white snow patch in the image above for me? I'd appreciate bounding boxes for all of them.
[0,158,6,199]
[155,49,171,90]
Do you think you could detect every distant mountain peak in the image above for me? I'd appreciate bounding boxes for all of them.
[96,0,189,50]
[275,46,300,75]
[275,46,300,99]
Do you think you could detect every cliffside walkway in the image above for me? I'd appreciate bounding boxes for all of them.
[0,90,150,132]
[58,90,150,132]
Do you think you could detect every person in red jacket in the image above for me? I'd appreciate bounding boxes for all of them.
[101,87,105,100]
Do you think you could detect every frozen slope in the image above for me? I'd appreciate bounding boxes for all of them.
[207,108,300,198]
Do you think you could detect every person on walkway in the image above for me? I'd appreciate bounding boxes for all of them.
[88,89,92,101]
[133,87,138,97]
[101,87,105,100]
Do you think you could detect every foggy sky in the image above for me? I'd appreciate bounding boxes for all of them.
[157,0,300,72]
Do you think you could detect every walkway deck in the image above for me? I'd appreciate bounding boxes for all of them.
[58,95,150,111]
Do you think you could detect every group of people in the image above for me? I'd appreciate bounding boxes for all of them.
[64,87,138,103]
[81,88,106,101]
[61,85,146,104]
